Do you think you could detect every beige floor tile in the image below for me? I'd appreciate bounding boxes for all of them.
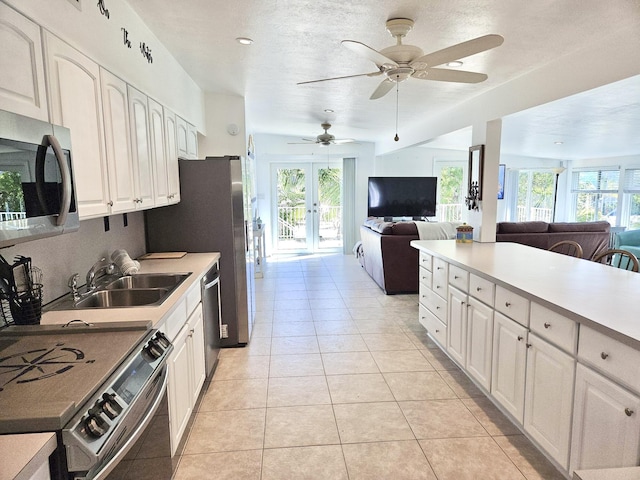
[274,299,311,310]
[184,409,265,454]
[371,350,435,372]
[267,376,331,407]
[272,309,314,322]
[439,369,486,398]
[339,288,384,298]
[271,335,319,355]
[384,371,457,401]
[420,348,461,371]
[403,330,441,350]
[333,402,415,443]
[461,397,522,436]
[261,445,348,480]
[322,351,380,375]
[317,334,368,353]
[308,297,347,310]
[250,322,273,338]
[200,378,268,411]
[327,373,394,403]
[306,289,342,299]
[242,336,272,356]
[272,321,316,337]
[313,320,360,335]
[275,290,309,300]
[342,440,437,480]
[269,353,325,377]
[494,435,566,480]
[311,308,353,321]
[420,436,526,480]
[350,308,393,321]
[174,450,262,480]
[400,399,489,439]
[361,333,416,351]
[264,404,340,448]
[212,355,270,380]
[341,296,384,309]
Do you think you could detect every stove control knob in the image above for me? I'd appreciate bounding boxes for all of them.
[85,412,109,438]
[155,331,171,349]
[100,393,123,419]
[143,339,164,361]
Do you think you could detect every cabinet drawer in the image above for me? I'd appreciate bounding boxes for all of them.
[185,281,202,316]
[432,258,448,299]
[579,325,640,393]
[161,298,187,342]
[419,284,447,323]
[469,274,495,307]
[530,302,578,354]
[419,304,447,347]
[419,251,433,272]
[419,267,432,289]
[495,286,529,326]
[448,265,469,292]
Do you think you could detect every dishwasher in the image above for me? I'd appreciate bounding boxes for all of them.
[201,262,222,378]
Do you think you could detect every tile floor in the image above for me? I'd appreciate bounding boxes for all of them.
[174,253,566,480]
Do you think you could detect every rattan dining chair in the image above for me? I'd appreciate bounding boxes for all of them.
[592,248,640,272]
[548,240,584,258]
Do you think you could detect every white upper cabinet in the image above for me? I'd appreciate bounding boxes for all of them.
[148,97,169,207]
[186,122,198,159]
[163,107,180,203]
[0,3,48,120]
[176,115,188,159]
[99,68,135,214]
[44,31,111,219]
[127,85,155,210]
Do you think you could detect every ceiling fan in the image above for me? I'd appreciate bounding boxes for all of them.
[288,123,356,146]
[298,18,504,100]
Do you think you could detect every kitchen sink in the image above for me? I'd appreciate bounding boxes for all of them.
[104,273,191,290]
[74,288,170,308]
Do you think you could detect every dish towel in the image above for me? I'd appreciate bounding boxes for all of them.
[111,249,140,275]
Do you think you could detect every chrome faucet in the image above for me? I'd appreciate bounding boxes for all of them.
[68,273,81,302]
[85,257,117,291]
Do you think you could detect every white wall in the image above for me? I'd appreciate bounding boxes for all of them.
[5,0,204,130]
[198,93,246,158]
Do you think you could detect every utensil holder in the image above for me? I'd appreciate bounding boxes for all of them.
[0,266,43,327]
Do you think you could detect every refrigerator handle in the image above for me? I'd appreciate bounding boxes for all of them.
[245,220,249,252]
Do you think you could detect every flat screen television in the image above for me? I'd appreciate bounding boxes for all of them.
[367,176,437,218]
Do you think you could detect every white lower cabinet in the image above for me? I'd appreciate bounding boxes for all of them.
[188,303,206,408]
[491,311,528,422]
[570,364,640,473]
[466,297,493,391]
[524,333,575,469]
[447,286,467,366]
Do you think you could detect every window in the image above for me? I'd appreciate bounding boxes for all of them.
[435,163,465,221]
[516,170,555,221]
[622,168,640,229]
[571,169,619,223]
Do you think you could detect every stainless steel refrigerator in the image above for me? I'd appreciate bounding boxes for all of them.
[145,156,255,349]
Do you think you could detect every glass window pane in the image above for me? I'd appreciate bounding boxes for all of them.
[437,166,464,221]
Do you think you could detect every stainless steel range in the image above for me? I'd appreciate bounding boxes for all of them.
[0,321,174,480]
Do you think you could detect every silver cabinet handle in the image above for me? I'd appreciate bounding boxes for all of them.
[108,200,114,207]
[476,287,482,292]
[526,343,532,348]
[505,302,511,307]
[544,322,551,329]
[601,352,609,360]
[625,408,634,417]
[435,329,440,333]
[454,275,459,279]
[517,336,523,341]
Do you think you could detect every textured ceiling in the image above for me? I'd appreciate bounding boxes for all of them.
[126,0,640,159]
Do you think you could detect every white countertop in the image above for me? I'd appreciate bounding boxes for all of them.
[0,433,57,480]
[411,240,640,347]
[41,252,220,327]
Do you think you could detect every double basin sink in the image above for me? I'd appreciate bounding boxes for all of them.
[50,273,192,310]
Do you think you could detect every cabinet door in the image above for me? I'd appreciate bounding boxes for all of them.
[447,286,467,366]
[44,32,110,219]
[163,107,180,203]
[524,333,575,469]
[176,115,188,159]
[570,364,640,472]
[188,303,206,407]
[466,297,493,391]
[168,324,192,456]
[127,85,155,209]
[99,68,135,213]
[148,97,169,206]
[0,3,48,120]
[186,122,198,159]
[491,311,528,423]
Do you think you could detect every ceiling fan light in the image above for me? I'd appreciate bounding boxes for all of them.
[324,109,334,113]
[236,37,253,45]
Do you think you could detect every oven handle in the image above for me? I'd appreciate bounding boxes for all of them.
[90,364,169,480]
[43,134,73,227]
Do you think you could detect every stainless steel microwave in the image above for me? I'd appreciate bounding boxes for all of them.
[0,109,79,248]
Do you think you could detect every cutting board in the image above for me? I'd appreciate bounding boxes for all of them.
[138,252,187,260]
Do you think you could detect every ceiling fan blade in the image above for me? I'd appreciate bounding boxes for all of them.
[287,140,316,144]
[370,79,395,100]
[333,138,357,144]
[413,68,488,83]
[410,34,504,69]
[297,70,382,85]
[342,40,398,68]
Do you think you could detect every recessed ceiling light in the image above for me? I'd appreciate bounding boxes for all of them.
[324,109,334,113]
[236,37,253,45]
[446,61,463,67]
[554,141,564,145]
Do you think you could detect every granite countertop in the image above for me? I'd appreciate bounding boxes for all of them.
[41,252,220,327]
[0,433,57,480]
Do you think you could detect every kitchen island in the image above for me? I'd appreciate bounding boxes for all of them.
[411,240,640,478]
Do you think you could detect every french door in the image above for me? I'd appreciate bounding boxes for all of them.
[272,162,343,253]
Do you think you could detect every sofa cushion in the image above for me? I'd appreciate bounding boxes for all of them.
[498,221,549,234]
[364,218,395,234]
[391,222,419,235]
[548,221,610,233]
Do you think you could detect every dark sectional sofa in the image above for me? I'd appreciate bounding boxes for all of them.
[495,221,611,260]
